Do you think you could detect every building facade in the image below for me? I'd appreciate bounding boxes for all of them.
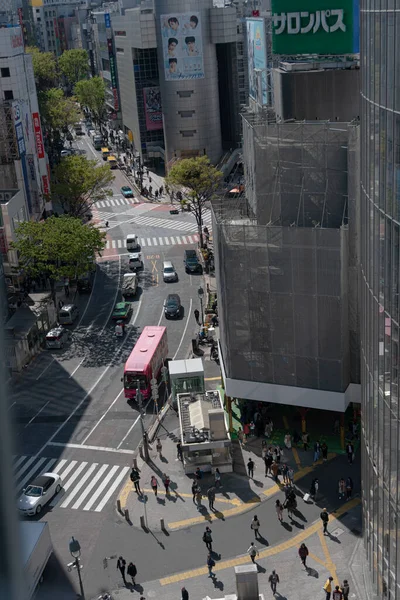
[360,1,400,596]
[31,0,89,55]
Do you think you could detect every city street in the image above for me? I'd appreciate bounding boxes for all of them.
[8,131,207,596]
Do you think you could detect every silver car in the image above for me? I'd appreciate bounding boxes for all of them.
[46,326,71,349]
[18,473,62,516]
[163,261,178,282]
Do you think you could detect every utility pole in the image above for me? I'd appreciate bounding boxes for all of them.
[136,388,149,461]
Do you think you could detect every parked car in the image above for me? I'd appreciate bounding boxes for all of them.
[58,304,79,325]
[60,149,72,158]
[45,326,71,349]
[164,293,182,319]
[18,473,62,516]
[184,249,202,274]
[163,261,178,282]
[128,253,143,271]
[121,186,134,198]
[77,273,93,293]
[112,301,132,320]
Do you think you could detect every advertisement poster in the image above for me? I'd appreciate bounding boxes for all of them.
[32,112,45,159]
[246,19,268,105]
[271,0,359,55]
[161,12,204,81]
[143,87,163,131]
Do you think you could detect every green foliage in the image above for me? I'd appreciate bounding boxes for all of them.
[26,46,57,89]
[51,154,114,218]
[39,88,81,135]
[74,77,107,125]
[59,49,89,89]
[166,156,222,245]
[11,216,106,298]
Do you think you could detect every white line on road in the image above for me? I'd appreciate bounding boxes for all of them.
[173,298,193,360]
[25,400,51,428]
[81,388,124,445]
[69,357,85,379]
[8,401,16,411]
[157,304,164,326]
[60,463,98,508]
[36,359,55,381]
[100,254,121,336]
[71,464,109,509]
[94,466,130,512]
[83,465,119,510]
[116,396,152,450]
[48,441,134,454]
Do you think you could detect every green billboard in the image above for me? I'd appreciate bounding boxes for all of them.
[271,0,359,55]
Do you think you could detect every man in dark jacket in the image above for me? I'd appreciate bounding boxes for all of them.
[181,587,189,600]
[130,467,141,494]
[268,570,280,594]
[320,508,329,534]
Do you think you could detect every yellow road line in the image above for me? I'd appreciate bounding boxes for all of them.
[205,376,221,381]
[141,489,241,506]
[282,415,302,468]
[160,498,360,585]
[118,479,132,509]
[318,530,339,586]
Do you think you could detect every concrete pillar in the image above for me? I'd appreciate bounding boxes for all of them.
[234,564,259,600]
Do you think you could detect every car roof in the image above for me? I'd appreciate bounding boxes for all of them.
[129,253,140,259]
[185,249,197,256]
[163,261,174,268]
[167,293,180,302]
[115,302,128,308]
[127,234,137,238]
[123,272,137,278]
[60,304,75,311]
[29,475,53,487]
[47,327,64,335]
[121,186,131,190]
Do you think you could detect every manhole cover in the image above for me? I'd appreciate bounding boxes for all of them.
[331,527,345,537]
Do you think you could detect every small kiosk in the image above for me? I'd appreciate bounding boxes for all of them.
[169,358,205,407]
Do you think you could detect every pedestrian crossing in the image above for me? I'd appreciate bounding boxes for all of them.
[96,197,141,208]
[14,455,129,513]
[105,234,199,250]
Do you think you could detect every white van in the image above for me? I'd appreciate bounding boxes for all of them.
[58,304,79,325]
[126,234,139,251]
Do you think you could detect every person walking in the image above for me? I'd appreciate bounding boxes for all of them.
[156,438,163,458]
[345,476,353,500]
[177,441,183,461]
[130,467,141,495]
[323,576,334,600]
[321,508,329,535]
[332,585,343,600]
[163,473,171,494]
[302,431,309,451]
[310,478,319,500]
[321,441,328,461]
[251,515,260,538]
[298,543,309,569]
[192,481,199,503]
[338,477,346,499]
[247,458,255,479]
[287,466,295,486]
[275,499,284,522]
[196,487,203,509]
[194,309,200,325]
[264,452,273,477]
[346,441,354,464]
[127,562,137,586]
[181,587,189,600]
[313,440,321,462]
[341,580,350,600]
[203,526,213,551]
[271,461,280,484]
[207,553,215,577]
[247,542,259,563]
[281,463,289,484]
[214,468,222,488]
[150,475,158,496]
[268,570,280,595]
[117,556,127,585]
[207,486,216,511]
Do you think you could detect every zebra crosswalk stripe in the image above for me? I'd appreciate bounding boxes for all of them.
[83,465,120,511]
[60,463,98,508]
[71,464,109,510]
[17,457,48,490]
[15,456,36,482]
[94,467,130,512]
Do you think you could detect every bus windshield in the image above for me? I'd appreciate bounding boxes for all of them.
[125,372,147,390]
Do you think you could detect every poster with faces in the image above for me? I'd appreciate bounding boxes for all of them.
[161,12,204,80]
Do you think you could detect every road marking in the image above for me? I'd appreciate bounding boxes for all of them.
[153,237,157,245]
[83,465,120,510]
[173,298,192,360]
[141,489,241,505]
[60,463,98,508]
[318,530,339,585]
[188,235,194,243]
[117,239,122,248]
[17,457,47,489]
[170,236,176,244]
[52,459,67,474]
[36,359,55,381]
[95,466,130,512]
[147,238,152,246]
[56,460,78,481]
[116,396,152,449]
[48,441,134,454]
[25,400,51,427]
[15,456,37,481]
[204,376,221,381]
[13,456,27,469]
[71,464,109,509]
[164,237,170,245]
[160,498,361,585]
[112,240,116,248]
[100,254,121,336]
[49,462,88,507]
[69,358,85,379]
[109,199,116,206]
[81,389,124,445]
[157,305,164,326]
[8,401,16,411]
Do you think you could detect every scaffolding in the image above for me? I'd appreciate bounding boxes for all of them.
[0,102,18,164]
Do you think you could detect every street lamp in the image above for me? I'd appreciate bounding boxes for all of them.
[198,286,205,326]
[136,387,149,461]
[69,537,85,600]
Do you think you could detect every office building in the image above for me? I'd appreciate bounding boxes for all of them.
[360,1,400,596]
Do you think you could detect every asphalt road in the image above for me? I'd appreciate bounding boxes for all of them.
[9,131,206,597]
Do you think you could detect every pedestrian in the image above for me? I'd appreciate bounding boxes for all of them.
[150,475,158,496]
[321,441,328,461]
[155,190,159,199]
[192,481,199,502]
[271,461,280,483]
[58,299,64,310]
[302,431,309,451]
[117,556,127,584]
[194,309,200,325]
[346,442,354,464]
[345,476,353,500]
[313,440,321,462]
[284,432,292,448]
[195,466,202,480]
[275,445,282,463]
[159,186,163,196]
[332,585,343,600]
[127,562,137,585]
[130,467,141,495]
[287,466,295,486]
[163,473,171,494]
[196,487,203,509]
[207,486,216,511]
[268,570,280,595]
[214,467,221,488]
[207,553,215,577]
[238,428,244,446]
[338,477,346,499]
[320,507,329,534]
[156,437,163,458]
[275,499,284,522]
[247,542,259,563]
[261,441,268,460]
[298,543,309,569]
[177,441,183,461]
[281,463,289,484]
[341,579,350,600]
[251,515,260,538]
[323,576,334,600]
[181,587,189,600]
[310,478,319,500]
[203,526,213,551]
[247,458,255,479]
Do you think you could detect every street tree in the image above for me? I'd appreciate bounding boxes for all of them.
[38,88,81,159]
[11,216,106,305]
[51,154,114,218]
[26,46,57,89]
[59,49,89,90]
[74,77,107,126]
[166,156,223,247]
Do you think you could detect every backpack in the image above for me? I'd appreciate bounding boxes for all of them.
[251,520,260,530]
[203,531,212,542]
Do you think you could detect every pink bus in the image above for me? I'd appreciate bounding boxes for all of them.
[123,326,168,400]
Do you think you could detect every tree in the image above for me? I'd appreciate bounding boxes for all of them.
[51,155,114,218]
[74,77,107,126]
[26,46,57,89]
[166,156,223,247]
[11,216,106,305]
[38,88,81,160]
[59,49,89,90]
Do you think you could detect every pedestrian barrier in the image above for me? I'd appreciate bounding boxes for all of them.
[140,515,146,530]
[124,508,130,522]
[116,499,122,514]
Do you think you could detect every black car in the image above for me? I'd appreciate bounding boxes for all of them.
[184,249,202,274]
[77,273,93,293]
[164,294,182,319]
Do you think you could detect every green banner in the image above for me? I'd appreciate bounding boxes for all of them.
[271,0,359,55]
